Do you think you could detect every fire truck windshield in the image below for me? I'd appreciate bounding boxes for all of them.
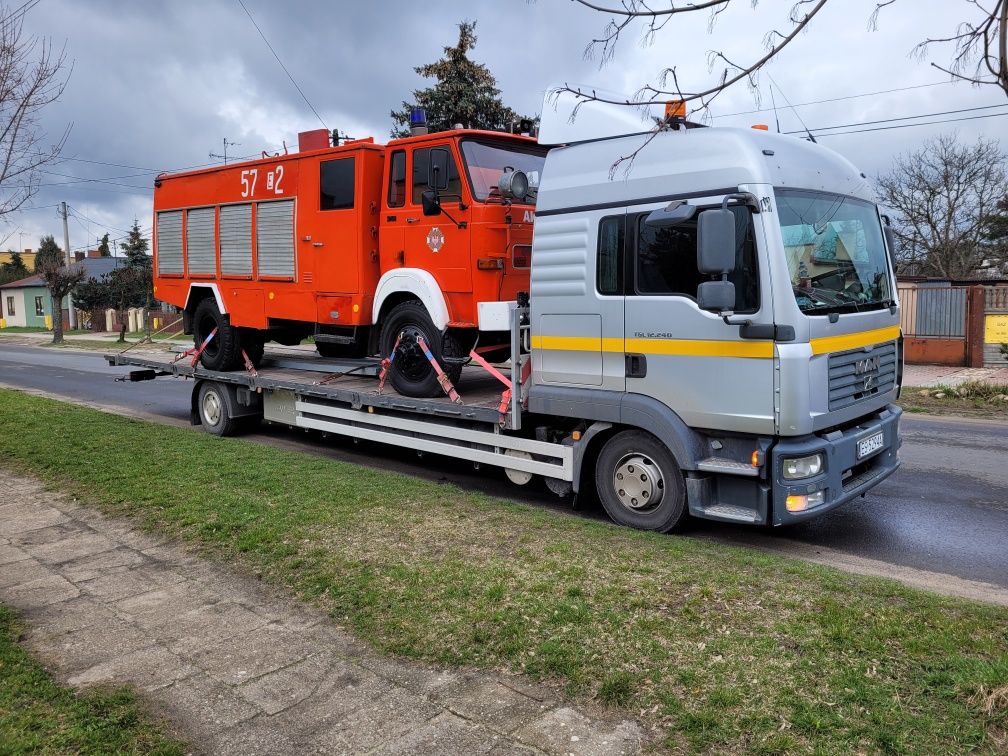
[460,139,548,203]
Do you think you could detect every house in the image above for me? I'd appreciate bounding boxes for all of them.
[0,249,38,270]
[0,257,127,329]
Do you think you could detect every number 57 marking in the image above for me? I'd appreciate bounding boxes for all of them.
[240,169,258,198]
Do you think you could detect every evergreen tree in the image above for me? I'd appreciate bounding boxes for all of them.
[391,21,531,137]
[33,234,64,273]
[0,251,29,285]
[119,220,150,269]
[97,232,111,257]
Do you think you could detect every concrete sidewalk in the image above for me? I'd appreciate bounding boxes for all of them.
[0,472,642,755]
[903,363,1008,387]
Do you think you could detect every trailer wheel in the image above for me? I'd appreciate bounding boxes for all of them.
[380,300,463,398]
[192,298,242,371]
[197,382,238,437]
[594,430,687,532]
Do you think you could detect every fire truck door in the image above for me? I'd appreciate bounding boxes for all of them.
[301,155,358,293]
[403,145,472,304]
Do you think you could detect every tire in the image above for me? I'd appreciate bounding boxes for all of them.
[379,300,463,398]
[239,328,265,367]
[197,382,238,437]
[594,430,687,532]
[192,298,242,371]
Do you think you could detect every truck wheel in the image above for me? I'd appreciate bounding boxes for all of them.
[197,382,237,436]
[594,430,687,532]
[380,300,463,398]
[192,299,242,371]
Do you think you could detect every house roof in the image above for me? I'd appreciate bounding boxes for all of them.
[0,273,44,289]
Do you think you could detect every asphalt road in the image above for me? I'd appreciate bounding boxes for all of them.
[1,343,1005,591]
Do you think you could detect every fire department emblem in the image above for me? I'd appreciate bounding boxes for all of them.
[426,226,445,253]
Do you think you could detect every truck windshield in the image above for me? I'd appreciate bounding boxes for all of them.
[460,139,548,203]
[776,189,893,314]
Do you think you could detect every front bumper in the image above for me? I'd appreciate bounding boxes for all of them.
[771,404,902,525]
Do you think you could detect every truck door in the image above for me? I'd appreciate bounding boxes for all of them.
[300,154,359,294]
[622,201,776,434]
[403,145,472,313]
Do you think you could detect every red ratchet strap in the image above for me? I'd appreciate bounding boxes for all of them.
[376,332,403,395]
[241,350,258,378]
[174,327,217,367]
[416,336,463,404]
[468,349,514,426]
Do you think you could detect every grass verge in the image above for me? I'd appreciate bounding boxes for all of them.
[0,389,1005,753]
[899,382,1008,419]
[0,605,184,755]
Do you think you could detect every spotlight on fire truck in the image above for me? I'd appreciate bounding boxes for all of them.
[410,107,429,136]
[497,168,529,202]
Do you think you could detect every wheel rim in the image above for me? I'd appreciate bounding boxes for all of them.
[612,453,664,513]
[394,327,432,383]
[201,389,222,426]
[196,312,221,359]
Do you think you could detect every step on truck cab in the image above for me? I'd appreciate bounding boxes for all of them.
[151,124,547,398]
[125,119,901,533]
[528,125,902,527]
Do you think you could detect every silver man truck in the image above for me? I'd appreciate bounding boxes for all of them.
[111,124,902,533]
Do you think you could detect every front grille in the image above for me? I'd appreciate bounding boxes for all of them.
[828,341,898,411]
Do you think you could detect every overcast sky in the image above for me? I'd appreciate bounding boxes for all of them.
[7,0,1006,255]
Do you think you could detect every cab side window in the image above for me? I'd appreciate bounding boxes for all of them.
[388,150,406,208]
[633,205,759,313]
[597,215,624,295]
[320,157,355,210]
[411,147,462,204]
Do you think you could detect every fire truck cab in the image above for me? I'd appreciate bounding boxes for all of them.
[152,126,546,397]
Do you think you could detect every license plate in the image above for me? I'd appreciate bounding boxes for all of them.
[857,431,884,459]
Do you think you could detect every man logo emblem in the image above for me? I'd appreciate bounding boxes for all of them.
[426,226,445,253]
[863,374,876,391]
[855,356,880,375]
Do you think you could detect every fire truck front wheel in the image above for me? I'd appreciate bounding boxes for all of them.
[380,300,463,398]
[192,298,242,372]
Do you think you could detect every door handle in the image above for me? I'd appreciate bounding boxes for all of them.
[405,217,420,224]
[625,353,647,378]
[312,242,324,248]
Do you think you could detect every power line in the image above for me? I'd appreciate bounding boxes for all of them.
[235,0,328,131]
[714,79,958,119]
[784,102,1008,135]
[806,110,1008,137]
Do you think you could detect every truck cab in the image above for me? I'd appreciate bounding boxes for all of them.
[529,127,902,529]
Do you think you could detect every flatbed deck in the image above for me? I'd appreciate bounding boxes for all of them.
[106,349,517,427]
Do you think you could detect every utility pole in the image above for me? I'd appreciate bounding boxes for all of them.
[209,137,240,164]
[59,202,77,330]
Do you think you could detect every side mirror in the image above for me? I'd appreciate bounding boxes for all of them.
[697,280,736,312]
[421,191,442,217]
[883,224,896,260]
[697,208,737,274]
[428,148,450,191]
[646,201,698,228]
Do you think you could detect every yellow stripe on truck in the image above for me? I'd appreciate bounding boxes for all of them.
[809,326,901,355]
[531,326,901,359]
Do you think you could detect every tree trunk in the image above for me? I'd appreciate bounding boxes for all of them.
[50,293,64,344]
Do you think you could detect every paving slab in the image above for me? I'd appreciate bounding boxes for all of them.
[0,469,644,755]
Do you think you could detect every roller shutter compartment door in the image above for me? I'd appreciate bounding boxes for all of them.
[185,207,215,275]
[155,211,183,275]
[220,203,253,277]
[256,199,295,279]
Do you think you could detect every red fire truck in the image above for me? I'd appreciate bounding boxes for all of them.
[152,122,546,397]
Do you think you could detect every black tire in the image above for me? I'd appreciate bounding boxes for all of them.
[594,430,687,532]
[197,382,238,437]
[192,298,242,371]
[239,328,265,367]
[379,300,463,398]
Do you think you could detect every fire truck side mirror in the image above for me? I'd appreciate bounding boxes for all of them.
[428,148,450,192]
[421,191,443,217]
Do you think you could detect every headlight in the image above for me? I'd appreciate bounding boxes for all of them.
[782,453,823,480]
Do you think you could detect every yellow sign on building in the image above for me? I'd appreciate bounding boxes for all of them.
[985,314,1008,343]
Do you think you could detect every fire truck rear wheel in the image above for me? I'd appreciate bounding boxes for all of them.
[380,300,463,398]
[192,298,242,372]
[595,430,687,533]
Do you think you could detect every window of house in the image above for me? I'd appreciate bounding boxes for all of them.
[411,147,462,205]
[34,296,43,316]
[387,150,406,208]
[319,157,355,210]
[5,296,13,316]
[597,215,624,295]
[633,205,760,313]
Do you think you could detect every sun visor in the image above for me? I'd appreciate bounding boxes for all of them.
[537,86,660,145]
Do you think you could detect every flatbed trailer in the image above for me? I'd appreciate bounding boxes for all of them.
[106,306,579,492]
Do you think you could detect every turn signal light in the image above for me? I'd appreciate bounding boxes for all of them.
[665,100,686,119]
[752,124,769,131]
[477,257,504,270]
